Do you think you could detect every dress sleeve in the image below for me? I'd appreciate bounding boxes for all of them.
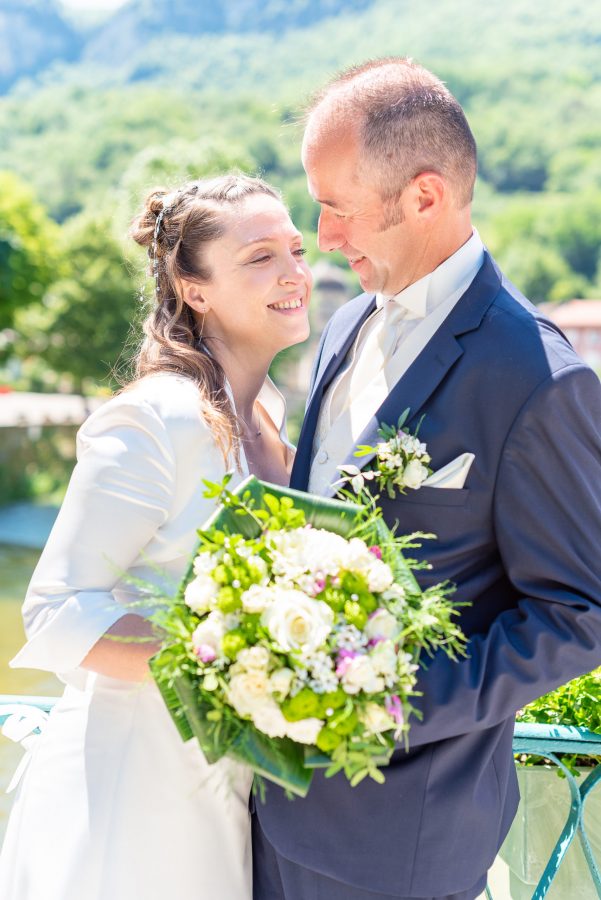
[10,393,176,674]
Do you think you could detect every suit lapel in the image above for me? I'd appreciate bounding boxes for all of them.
[291,294,377,490]
[333,253,503,485]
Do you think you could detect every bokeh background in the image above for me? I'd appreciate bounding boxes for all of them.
[1,0,600,875]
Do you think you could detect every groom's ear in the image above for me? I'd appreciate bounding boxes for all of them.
[407,172,446,221]
[180,279,210,314]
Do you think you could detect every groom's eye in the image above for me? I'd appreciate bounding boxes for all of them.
[249,255,271,264]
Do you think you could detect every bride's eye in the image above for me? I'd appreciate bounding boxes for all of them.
[293,248,307,257]
[250,254,271,264]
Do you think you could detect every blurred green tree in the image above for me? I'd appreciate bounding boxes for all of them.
[0,171,62,331]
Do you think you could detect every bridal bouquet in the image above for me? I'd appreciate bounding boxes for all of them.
[149,476,465,796]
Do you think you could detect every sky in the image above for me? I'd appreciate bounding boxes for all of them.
[59,0,129,11]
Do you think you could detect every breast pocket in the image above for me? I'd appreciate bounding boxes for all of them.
[397,486,470,508]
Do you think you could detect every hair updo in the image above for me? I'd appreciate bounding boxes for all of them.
[129,173,282,464]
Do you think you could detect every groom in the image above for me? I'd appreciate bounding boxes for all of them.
[252,58,601,899]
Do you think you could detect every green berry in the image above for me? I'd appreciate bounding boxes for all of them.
[221,630,247,659]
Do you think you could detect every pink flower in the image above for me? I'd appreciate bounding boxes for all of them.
[196,644,217,664]
[315,576,326,593]
[335,649,359,677]
[368,545,383,560]
[385,695,404,726]
[367,636,385,648]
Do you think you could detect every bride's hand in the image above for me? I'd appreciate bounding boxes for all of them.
[81,614,162,682]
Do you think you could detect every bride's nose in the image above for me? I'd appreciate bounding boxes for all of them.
[279,255,308,286]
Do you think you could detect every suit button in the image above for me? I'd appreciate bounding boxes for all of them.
[316,449,329,464]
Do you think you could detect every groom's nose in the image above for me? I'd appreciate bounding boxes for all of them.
[317,209,345,253]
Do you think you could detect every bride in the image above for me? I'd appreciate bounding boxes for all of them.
[0,174,312,899]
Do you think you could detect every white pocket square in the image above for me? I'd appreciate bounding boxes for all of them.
[422,452,475,489]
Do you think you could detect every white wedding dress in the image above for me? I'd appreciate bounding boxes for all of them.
[0,372,291,900]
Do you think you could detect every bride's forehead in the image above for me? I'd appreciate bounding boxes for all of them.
[222,198,297,243]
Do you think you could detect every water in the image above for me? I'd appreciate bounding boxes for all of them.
[0,544,61,838]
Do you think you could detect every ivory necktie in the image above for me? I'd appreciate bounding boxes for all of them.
[326,300,411,432]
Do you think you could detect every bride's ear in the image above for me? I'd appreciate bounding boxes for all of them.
[180,279,210,314]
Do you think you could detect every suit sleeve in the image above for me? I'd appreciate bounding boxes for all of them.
[10,395,176,674]
[407,363,601,747]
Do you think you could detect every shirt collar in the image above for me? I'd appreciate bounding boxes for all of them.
[375,229,485,318]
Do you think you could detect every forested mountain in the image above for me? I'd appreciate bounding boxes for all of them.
[0,0,374,91]
[0,0,81,93]
[1,0,600,399]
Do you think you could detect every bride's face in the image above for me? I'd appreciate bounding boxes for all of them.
[192,194,312,361]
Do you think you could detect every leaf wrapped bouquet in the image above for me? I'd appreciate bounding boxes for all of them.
[149,476,466,797]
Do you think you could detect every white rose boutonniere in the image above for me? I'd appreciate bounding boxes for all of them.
[336,409,432,499]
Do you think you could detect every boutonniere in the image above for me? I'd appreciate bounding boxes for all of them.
[336,409,432,499]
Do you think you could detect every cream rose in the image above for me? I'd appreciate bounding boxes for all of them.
[241,584,269,614]
[341,655,385,695]
[366,560,394,593]
[365,609,398,641]
[251,700,289,738]
[191,610,225,654]
[269,667,294,698]
[285,717,324,745]
[403,459,429,490]
[185,574,219,614]
[262,589,333,654]
[369,640,399,677]
[227,670,270,717]
[236,646,270,671]
[360,702,396,734]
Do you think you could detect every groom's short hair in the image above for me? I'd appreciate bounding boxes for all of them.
[307,57,478,209]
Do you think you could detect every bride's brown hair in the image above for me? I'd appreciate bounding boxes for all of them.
[129,174,282,463]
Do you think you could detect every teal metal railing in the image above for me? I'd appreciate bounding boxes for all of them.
[1,698,601,898]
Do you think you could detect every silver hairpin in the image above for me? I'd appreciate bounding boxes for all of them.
[152,207,169,295]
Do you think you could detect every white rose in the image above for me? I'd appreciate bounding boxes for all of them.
[269,667,294,698]
[185,574,219,614]
[366,560,394,593]
[262,589,334,655]
[251,700,289,738]
[191,610,225,654]
[227,671,270,717]
[359,702,396,734]
[365,609,398,641]
[285,717,324,745]
[369,640,399,676]
[193,552,217,577]
[403,459,429,490]
[237,646,271,671]
[241,583,269,614]
[341,655,385,695]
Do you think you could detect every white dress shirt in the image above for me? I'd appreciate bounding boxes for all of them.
[309,231,485,494]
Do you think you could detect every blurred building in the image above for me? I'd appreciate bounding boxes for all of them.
[545,300,601,372]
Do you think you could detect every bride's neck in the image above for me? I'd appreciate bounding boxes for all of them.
[212,345,272,422]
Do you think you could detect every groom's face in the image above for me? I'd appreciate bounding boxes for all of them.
[302,124,420,296]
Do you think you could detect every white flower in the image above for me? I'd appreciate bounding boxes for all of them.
[241,583,269,614]
[359,702,396,734]
[237,646,270,671]
[251,701,290,738]
[262,589,334,655]
[228,670,270,717]
[403,459,429,489]
[365,609,398,641]
[193,552,217,576]
[269,667,294,698]
[191,610,225,655]
[248,555,268,580]
[366,559,394,593]
[268,527,349,579]
[341,655,385,695]
[185,574,219,614]
[285,717,324,745]
[369,640,399,677]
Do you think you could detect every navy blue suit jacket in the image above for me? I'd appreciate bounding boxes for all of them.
[254,253,601,897]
